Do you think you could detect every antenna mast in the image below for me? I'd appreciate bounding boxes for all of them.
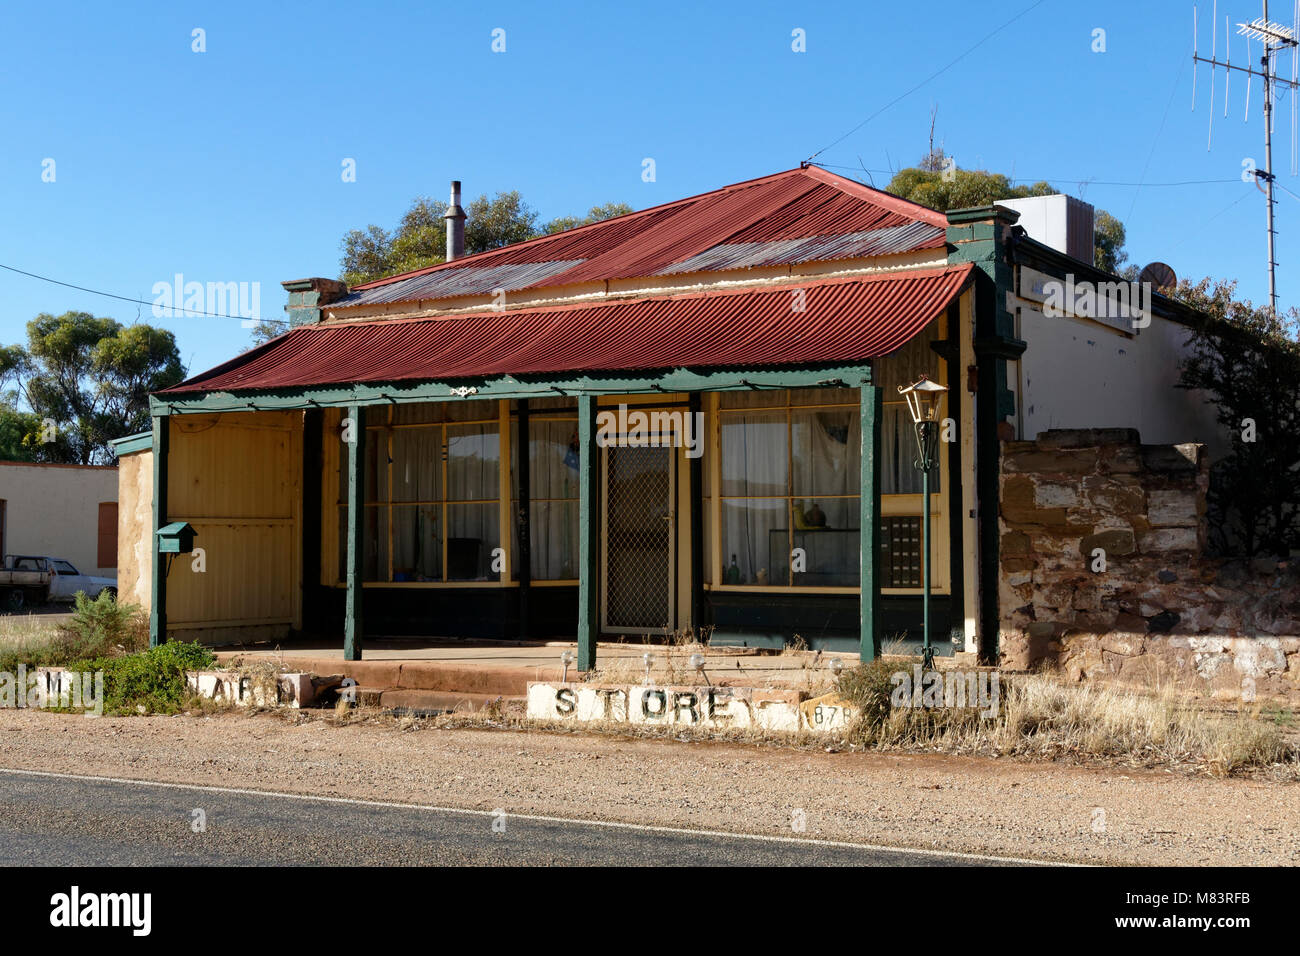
[1194,0,1299,313]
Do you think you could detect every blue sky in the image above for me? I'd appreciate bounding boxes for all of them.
[1,0,1297,376]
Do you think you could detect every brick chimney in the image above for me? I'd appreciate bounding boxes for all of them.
[443,180,466,261]
[281,277,349,328]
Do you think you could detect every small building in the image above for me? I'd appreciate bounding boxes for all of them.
[118,167,1215,664]
[0,461,119,578]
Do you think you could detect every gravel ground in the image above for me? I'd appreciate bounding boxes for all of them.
[0,708,1295,865]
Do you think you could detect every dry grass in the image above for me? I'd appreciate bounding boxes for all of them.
[241,664,1300,779]
[838,661,1297,777]
[0,614,62,651]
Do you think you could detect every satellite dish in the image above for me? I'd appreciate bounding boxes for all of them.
[1139,261,1177,292]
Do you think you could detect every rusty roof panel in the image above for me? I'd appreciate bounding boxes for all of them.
[162,265,974,395]
[330,260,586,308]
[339,167,948,307]
[656,222,945,275]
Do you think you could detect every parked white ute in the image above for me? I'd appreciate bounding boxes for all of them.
[47,557,117,603]
[0,554,117,612]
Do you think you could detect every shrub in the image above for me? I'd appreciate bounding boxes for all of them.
[1174,277,1300,556]
[60,590,148,658]
[835,658,897,735]
[68,641,215,715]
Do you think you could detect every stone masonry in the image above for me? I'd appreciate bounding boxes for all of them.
[999,429,1300,701]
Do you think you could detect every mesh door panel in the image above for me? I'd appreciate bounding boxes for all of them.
[605,445,671,629]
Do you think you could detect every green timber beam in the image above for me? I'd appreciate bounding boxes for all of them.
[149,415,169,648]
[947,205,1027,664]
[515,398,532,639]
[344,404,365,660]
[150,363,876,416]
[859,385,882,661]
[576,394,599,672]
[688,392,704,635]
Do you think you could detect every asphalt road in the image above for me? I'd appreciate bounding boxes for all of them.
[0,769,1029,866]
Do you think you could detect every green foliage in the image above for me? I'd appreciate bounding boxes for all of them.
[543,202,635,235]
[0,311,184,463]
[245,319,289,347]
[0,592,146,674]
[464,190,539,252]
[338,191,632,287]
[64,590,148,657]
[0,400,42,461]
[69,641,215,715]
[1173,278,1300,556]
[1092,209,1128,274]
[884,152,1128,273]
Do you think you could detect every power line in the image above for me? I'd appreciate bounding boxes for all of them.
[806,0,1051,163]
[0,262,266,322]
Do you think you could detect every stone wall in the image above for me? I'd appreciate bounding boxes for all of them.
[998,429,1300,701]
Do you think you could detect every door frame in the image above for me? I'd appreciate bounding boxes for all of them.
[599,436,678,635]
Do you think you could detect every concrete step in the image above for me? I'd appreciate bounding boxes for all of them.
[379,689,523,713]
[331,685,521,714]
[215,656,554,697]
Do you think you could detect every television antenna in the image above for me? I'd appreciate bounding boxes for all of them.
[1193,1,1299,313]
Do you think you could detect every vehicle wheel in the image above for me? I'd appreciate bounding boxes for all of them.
[103,588,118,601]
[2,589,23,613]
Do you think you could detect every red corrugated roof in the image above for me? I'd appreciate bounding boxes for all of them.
[330,167,946,309]
[162,265,973,396]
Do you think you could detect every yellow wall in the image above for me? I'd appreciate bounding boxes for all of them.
[164,412,302,642]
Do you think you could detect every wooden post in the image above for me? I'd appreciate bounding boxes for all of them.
[859,385,882,661]
[149,415,169,648]
[344,404,365,661]
[577,394,599,671]
[516,399,532,638]
[688,392,704,634]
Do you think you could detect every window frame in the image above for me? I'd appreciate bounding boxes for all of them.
[509,405,581,586]
[706,377,950,597]
[337,400,513,588]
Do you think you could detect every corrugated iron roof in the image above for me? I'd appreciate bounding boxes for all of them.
[330,167,946,310]
[162,265,973,395]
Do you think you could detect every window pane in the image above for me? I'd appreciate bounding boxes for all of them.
[530,419,580,499]
[338,439,349,504]
[702,497,712,584]
[391,427,442,502]
[721,411,787,496]
[447,503,500,581]
[792,409,859,496]
[337,507,347,581]
[530,499,578,580]
[720,498,788,586]
[792,499,859,586]
[882,516,922,587]
[391,505,442,581]
[364,432,387,503]
[448,424,500,500]
[362,506,387,581]
[881,405,941,494]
